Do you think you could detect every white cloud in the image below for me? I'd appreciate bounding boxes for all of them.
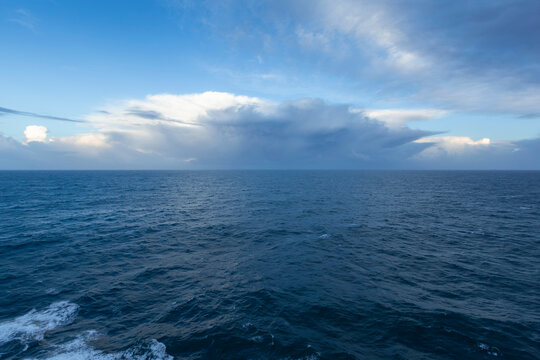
[24,125,48,143]
[359,109,447,128]
[87,91,269,130]
[414,136,492,158]
[54,133,110,149]
[307,0,430,72]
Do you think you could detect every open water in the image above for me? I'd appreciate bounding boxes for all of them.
[0,171,538,359]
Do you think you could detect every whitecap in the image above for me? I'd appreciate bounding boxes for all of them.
[478,342,502,357]
[318,234,329,239]
[0,301,79,345]
[26,331,173,360]
[282,355,320,360]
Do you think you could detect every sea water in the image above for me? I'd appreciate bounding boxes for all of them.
[0,171,538,359]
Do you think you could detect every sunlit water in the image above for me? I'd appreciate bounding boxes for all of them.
[0,171,538,359]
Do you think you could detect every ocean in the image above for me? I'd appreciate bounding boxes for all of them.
[0,171,538,359]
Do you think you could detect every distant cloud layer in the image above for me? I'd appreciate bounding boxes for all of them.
[1,92,538,169]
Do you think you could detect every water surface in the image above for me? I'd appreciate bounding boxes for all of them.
[0,171,538,359]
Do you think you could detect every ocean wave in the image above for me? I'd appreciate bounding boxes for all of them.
[26,331,173,360]
[0,301,79,345]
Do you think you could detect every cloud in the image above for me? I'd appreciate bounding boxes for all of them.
[90,92,436,168]
[411,136,540,170]
[360,109,447,128]
[1,92,538,169]
[55,132,110,149]
[414,136,491,158]
[24,125,48,143]
[0,106,85,123]
[304,0,430,73]
[304,0,540,114]
[8,9,37,30]
[0,92,434,169]
[87,92,266,129]
[185,0,540,115]
[416,76,540,114]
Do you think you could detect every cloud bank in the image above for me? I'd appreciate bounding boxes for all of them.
[0,92,537,169]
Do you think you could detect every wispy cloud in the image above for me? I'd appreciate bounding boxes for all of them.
[0,106,85,123]
[179,1,540,115]
[8,9,37,31]
[306,0,430,73]
[359,109,447,129]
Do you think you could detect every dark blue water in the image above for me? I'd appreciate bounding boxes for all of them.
[0,171,539,360]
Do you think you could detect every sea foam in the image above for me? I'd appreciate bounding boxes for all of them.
[0,301,79,345]
[27,331,173,360]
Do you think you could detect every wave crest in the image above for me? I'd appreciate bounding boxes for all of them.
[0,301,79,345]
[30,331,173,360]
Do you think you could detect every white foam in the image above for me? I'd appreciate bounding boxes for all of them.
[282,355,320,360]
[25,331,172,360]
[0,301,79,345]
[478,343,502,357]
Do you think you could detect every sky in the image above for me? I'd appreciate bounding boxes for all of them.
[1,0,539,169]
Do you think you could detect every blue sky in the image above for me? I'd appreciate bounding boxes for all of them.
[1,0,539,169]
